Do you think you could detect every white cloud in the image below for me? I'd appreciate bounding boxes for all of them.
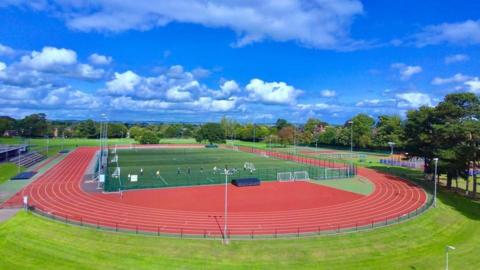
[297,103,337,111]
[165,85,194,101]
[395,92,432,108]
[41,87,99,109]
[88,53,112,65]
[431,73,470,85]
[0,61,5,72]
[74,64,105,80]
[20,46,77,71]
[191,97,236,112]
[391,63,422,80]
[0,43,15,56]
[444,54,469,64]
[15,0,365,50]
[465,77,480,94]
[191,67,211,78]
[210,80,240,98]
[105,70,141,95]
[414,20,480,47]
[0,84,99,110]
[110,96,171,111]
[103,66,208,102]
[356,98,396,107]
[320,89,336,97]
[246,78,302,105]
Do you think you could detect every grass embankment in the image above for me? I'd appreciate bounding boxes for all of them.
[0,163,24,185]
[0,189,478,269]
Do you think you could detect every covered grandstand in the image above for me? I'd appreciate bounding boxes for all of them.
[0,144,28,163]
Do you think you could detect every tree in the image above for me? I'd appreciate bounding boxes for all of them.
[129,126,145,141]
[74,120,97,138]
[275,119,289,131]
[108,123,128,138]
[163,124,181,138]
[349,114,375,148]
[404,106,436,174]
[304,118,321,133]
[194,123,225,144]
[373,115,404,148]
[0,116,16,135]
[278,126,294,145]
[433,93,480,195]
[318,126,337,145]
[139,130,159,144]
[19,113,48,137]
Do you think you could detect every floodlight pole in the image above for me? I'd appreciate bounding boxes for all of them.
[348,121,353,152]
[388,142,395,155]
[223,169,233,244]
[445,245,455,270]
[433,158,438,208]
[253,123,256,148]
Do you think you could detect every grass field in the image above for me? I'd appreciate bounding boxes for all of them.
[1,140,479,268]
[0,137,136,157]
[313,176,373,195]
[0,163,24,185]
[0,185,478,269]
[106,148,352,191]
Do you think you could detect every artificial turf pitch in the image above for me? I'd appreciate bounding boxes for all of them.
[105,148,351,191]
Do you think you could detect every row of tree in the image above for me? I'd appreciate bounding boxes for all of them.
[1,92,478,197]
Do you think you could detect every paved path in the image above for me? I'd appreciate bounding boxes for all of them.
[0,208,20,223]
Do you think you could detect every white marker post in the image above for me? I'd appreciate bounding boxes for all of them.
[23,195,28,210]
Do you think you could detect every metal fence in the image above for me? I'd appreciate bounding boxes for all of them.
[28,193,433,240]
[103,165,356,192]
[103,145,357,192]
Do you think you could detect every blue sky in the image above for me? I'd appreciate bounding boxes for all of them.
[0,0,479,124]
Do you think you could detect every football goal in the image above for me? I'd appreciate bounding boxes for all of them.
[244,162,256,172]
[277,172,293,182]
[293,171,310,181]
[112,167,121,178]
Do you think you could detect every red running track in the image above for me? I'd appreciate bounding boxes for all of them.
[4,147,427,237]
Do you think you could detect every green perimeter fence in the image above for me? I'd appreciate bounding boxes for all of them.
[25,146,434,239]
[28,193,433,240]
[104,165,356,192]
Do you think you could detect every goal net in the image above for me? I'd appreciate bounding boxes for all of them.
[232,146,239,151]
[244,162,256,172]
[112,167,121,178]
[277,172,293,182]
[294,171,310,181]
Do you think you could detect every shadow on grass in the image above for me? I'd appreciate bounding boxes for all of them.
[368,165,480,221]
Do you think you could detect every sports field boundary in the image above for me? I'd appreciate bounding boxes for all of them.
[28,194,432,240]
[21,147,432,240]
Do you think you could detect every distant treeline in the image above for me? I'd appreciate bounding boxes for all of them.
[1,92,479,195]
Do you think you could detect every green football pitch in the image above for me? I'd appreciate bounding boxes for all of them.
[104,147,353,191]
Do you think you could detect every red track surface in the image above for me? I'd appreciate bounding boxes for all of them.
[3,147,427,237]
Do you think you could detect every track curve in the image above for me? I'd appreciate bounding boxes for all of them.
[12,147,427,237]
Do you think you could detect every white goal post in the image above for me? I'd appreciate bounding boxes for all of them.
[277,172,293,182]
[244,162,256,172]
[294,171,310,181]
